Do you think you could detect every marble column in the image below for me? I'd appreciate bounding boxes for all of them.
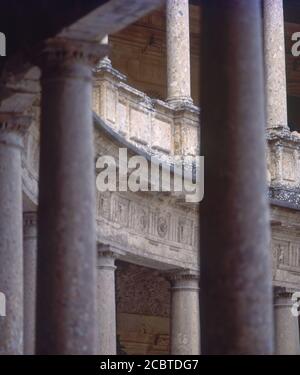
[263,0,288,130]
[35,38,108,355]
[200,1,273,354]
[274,288,300,355]
[0,114,30,354]
[169,270,200,355]
[23,212,37,355]
[97,244,117,355]
[166,0,192,106]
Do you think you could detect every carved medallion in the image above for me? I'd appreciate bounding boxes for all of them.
[157,216,168,238]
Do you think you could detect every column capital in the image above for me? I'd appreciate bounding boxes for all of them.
[274,286,295,302]
[0,114,31,148]
[165,268,200,291]
[97,243,125,258]
[97,243,125,270]
[35,38,109,80]
[273,286,298,309]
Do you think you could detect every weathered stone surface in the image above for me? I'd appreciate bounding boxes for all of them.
[93,64,199,157]
[116,262,171,318]
[166,0,192,105]
[21,67,300,293]
[264,0,288,130]
[267,129,300,191]
[116,262,170,355]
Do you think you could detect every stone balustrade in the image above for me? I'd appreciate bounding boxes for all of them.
[93,62,300,209]
[23,74,300,210]
[93,63,200,158]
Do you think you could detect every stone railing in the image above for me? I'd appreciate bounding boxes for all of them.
[267,128,300,207]
[93,62,200,159]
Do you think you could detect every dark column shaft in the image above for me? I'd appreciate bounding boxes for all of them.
[200,0,273,354]
[36,39,105,354]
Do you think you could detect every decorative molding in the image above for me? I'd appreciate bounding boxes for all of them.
[97,243,125,259]
[96,191,198,251]
[0,113,31,130]
[269,187,300,209]
[35,38,109,75]
[0,114,32,148]
[165,268,200,291]
[273,238,300,274]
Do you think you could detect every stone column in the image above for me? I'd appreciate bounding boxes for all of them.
[200,1,273,354]
[97,244,117,355]
[274,288,300,355]
[0,114,30,354]
[166,0,192,106]
[23,212,37,355]
[169,270,200,355]
[263,0,288,130]
[35,38,108,355]
[99,35,112,68]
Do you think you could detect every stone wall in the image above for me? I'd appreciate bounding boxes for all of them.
[116,261,170,355]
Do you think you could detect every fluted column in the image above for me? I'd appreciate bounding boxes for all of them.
[263,0,288,131]
[166,0,192,106]
[0,114,30,354]
[97,244,117,355]
[200,1,273,354]
[274,288,300,355]
[169,270,200,355]
[35,38,108,354]
[23,212,37,355]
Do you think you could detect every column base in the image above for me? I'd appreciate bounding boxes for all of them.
[166,96,194,109]
[266,124,290,135]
